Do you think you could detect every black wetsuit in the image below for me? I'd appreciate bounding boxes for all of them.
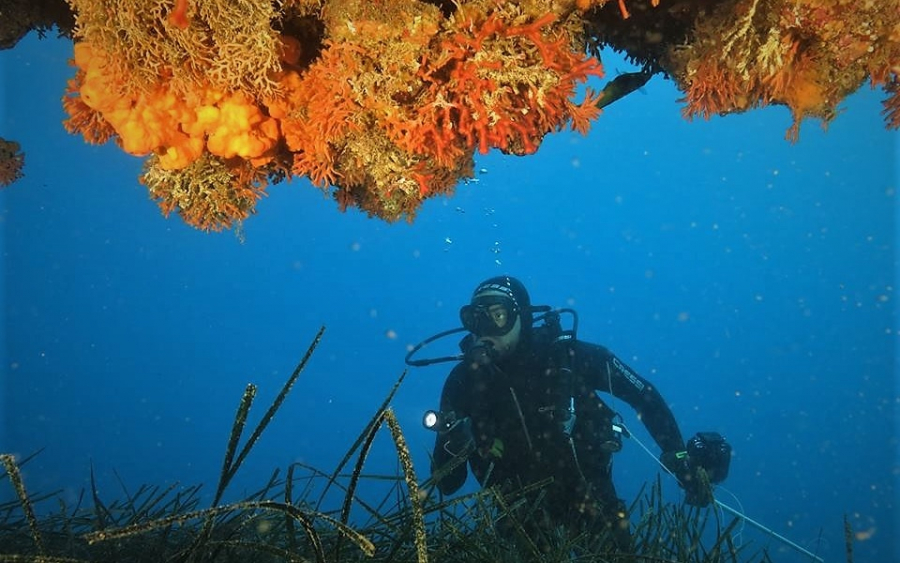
[432,336,687,547]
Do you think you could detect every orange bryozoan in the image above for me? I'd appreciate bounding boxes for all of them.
[671,0,899,141]
[61,0,606,228]
[59,0,898,229]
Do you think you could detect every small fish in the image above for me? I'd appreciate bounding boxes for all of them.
[596,69,654,110]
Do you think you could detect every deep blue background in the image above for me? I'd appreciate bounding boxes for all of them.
[2,33,897,562]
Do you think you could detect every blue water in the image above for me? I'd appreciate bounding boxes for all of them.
[2,34,897,562]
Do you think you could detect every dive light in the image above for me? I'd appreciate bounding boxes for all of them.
[422,409,457,432]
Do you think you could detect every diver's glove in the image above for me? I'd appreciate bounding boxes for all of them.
[661,450,713,507]
[480,437,504,460]
[440,415,475,458]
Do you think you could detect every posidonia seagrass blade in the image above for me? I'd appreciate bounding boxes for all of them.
[382,408,427,563]
[226,326,326,487]
[314,369,409,515]
[191,326,325,562]
[0,454,46,557]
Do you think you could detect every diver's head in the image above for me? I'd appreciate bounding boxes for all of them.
[459,276,532,361]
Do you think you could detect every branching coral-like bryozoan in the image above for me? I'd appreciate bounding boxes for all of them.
[52,0,900,229]
[60,0,604,226]
[664,0,900,140]
[66,0,284,98]
[272,0,604,221]
[141,152,269,231]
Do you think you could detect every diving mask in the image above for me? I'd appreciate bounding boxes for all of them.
[459,295,519,337]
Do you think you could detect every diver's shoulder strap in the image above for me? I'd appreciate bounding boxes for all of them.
[531,309,564,346]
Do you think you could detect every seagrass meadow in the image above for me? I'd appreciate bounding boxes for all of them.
[1,328,852,563]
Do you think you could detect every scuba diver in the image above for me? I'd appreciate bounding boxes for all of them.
[408,275,732,555]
